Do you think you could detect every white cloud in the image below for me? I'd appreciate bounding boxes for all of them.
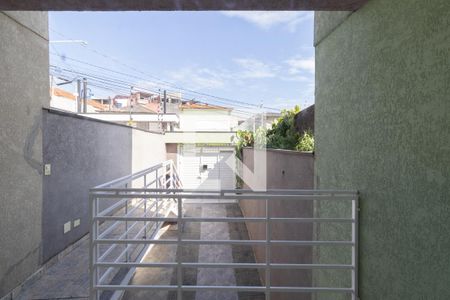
[166,67,228,91]
[285,57,315,74]
[234,58,277,79]
[222,11,312,31]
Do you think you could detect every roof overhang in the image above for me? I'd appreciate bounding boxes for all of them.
[0,0,368,11]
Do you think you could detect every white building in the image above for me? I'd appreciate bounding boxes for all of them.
[50,87,104,113]
[166,102,238,190]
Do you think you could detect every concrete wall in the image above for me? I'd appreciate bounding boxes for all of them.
[295,104,315,134]
[166,143,178,165]
[240,148,314,300]
[132,129,167,173]
[0,11,49,297]
[42,109,166,262]
[314,1,450,299]
[42,109,131,262]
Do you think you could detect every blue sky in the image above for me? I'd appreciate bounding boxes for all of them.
[49,11,315,112]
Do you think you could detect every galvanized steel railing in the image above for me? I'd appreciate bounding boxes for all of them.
[89,160,182,300]
[89,184,358,300]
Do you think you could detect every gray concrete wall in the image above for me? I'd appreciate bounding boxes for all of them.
[42,109,167,263]
[240,148,314,300]
[166,143,178,166]
[0,11,49,297]
[314,0,450,299]
[295,104,315,134]
[42,109,132,262]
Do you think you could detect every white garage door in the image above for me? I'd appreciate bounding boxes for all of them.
[179,145,235,191]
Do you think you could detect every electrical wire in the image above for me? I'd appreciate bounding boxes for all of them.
[48,41,280,112]
[50,65,258,116]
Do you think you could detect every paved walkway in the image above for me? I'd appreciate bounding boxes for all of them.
[13,203,263,300]
[123,203,264,300]
[14,236,90,300]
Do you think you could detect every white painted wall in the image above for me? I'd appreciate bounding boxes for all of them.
[131,129,167,173]
[50,95,97,113]
[177,110,238,131]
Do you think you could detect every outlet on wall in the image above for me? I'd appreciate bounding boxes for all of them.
[63,221,71,234]
[74,218,80,228]
[44,164,51,176]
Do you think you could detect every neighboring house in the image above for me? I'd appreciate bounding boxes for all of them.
[50,87,106,113]
[176,101,237,131]
[166,101,238,190]
[79,92,179,132]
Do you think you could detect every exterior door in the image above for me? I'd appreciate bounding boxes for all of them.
[179,145,236,192]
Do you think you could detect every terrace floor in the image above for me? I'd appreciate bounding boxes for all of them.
[13,203,263,300]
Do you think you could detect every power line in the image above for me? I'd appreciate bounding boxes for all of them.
[50,65,258,115]
[48,38,281,112]
[50,68,256,116]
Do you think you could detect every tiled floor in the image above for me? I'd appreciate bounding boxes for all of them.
[122,203,264,300]
[14,203,263,300]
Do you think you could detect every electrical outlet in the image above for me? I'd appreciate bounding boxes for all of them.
[63,221,71,234]
[44,164,51,176]
[74,219,80,228]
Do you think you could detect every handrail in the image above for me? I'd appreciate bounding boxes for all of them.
[89,159,182,300]
[89,185,358,300]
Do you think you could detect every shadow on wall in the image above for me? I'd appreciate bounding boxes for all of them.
[240,148,314,300]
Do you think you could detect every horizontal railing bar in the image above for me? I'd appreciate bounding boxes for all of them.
[94,239,354,246]
[95,262,354,270]
[98,221,156,283]
[94,216,355,223]
[271,217,354,223]
[94,285,354,293]
[91,187,358,196]
[93,163,166,189]
[271,263,354,270]
[97,197,129,217]
[94,186,164,217]
[97,215,156,263]
[98,200,157,240]
[91,188,357,196]
[89,193,356,201]
[222,189,358,195]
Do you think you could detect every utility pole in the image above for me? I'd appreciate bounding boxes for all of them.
[162,90,167,132]
[129,86,134,126]
[163,90,167,114]
[82,78,87,113]
[76,79,82,113]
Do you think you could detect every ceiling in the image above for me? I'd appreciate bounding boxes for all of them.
[0,0,369,11]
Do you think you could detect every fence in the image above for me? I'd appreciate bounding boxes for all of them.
[90,181,358,300]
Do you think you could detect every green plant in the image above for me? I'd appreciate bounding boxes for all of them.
[234,106,314,188]
[266,105,301,150]
[235,130,254,160]
[234,130,254,188]
[296,130,315,152]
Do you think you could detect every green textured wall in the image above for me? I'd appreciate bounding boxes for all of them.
[314,0,450,299]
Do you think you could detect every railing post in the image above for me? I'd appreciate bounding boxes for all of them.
[156,169,159,227]
[89,193,97,300]
[177,196,183,300]
[352,194,359,300]
[125,182,129,262]
[144,174,147,239]
[265,197,271,300]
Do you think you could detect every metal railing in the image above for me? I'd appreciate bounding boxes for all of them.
[89,160,182,300]
[90,182,358,300]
